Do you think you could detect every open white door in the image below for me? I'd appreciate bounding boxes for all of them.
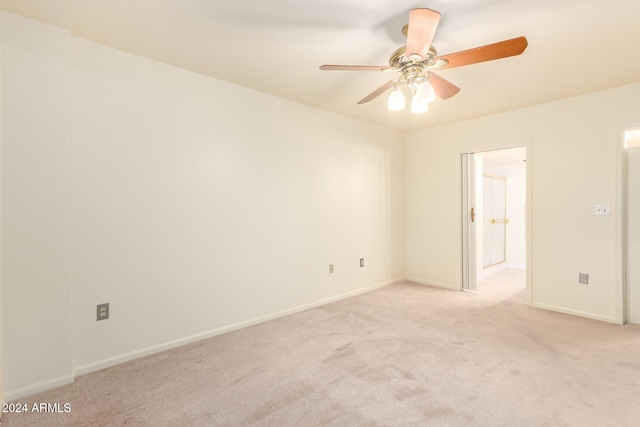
[462,153,482,291]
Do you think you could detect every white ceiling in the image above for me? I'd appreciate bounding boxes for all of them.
[1,0,639,132]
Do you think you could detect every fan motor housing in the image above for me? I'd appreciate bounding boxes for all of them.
[389,45,438,68]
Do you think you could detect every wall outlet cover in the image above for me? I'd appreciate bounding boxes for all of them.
[97,303,109,320]
[360,258,364,268]
[579,273,589,285]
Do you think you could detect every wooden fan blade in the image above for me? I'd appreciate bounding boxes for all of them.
[406,8,441,60]
[357,80,397,104]
[430,73,460,100]
[438,36,528,69]
[320,65,392,71]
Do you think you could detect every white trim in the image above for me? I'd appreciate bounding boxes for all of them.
[616,122,640,325]
[73,278,402,377]
[478,262,507,280]
[525,142,533,305]
[405,277,459,291]
[5,374,74,402]
[531,302,616,324]
[0,22,5,407]
[617,124,627,324]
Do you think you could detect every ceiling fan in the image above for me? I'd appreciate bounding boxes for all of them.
[319,8,528,113]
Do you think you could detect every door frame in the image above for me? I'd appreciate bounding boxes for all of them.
[616,122,640,324]
[460,139,533,304]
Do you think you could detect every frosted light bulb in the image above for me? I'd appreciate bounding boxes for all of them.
[414,81,436,104]
[388,87,405,111]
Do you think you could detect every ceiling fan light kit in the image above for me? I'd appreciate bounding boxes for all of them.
[320,7,528,114]
[388,87,406,111]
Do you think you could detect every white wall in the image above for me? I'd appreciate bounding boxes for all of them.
[406,83,640,323]
[70,37,405,373]
[0,12,74,398]
[1,12,405,398]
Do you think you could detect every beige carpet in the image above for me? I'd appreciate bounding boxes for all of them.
[4,269,640,426]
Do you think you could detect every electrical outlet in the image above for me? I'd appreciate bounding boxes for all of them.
[360,258,364,268]
[97,303,109,321]
[579,273,589,285]
[329,264,334,274]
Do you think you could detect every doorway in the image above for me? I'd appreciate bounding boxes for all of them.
[624,128,640,324]
[462,147,528,295]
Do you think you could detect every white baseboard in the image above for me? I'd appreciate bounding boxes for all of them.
[5,373,74,402]
[74,277,403,377]
[531,301,616,324]
[405,277,460,291]
[478,263,507,280]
